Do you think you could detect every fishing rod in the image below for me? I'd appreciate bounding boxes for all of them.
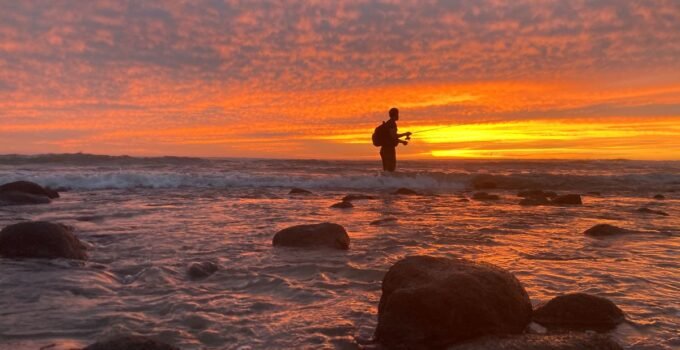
[410,125,451,134]
[404,125,452,140]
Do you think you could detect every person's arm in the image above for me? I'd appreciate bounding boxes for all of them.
[395,131,411,145]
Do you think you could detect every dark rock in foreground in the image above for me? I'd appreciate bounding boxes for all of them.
[187,261,218,279]
[83,335,180,350]
[636,207,669,216]
[653,194,665,200]
[551,194,582,205]
[583,224,632,237]
[375,256,532,349]
[370,217,398,225]
[533,293,624,331]
[473,192,500,201]
[449,333,623,350]
[330,201,353,209]
[342,194,376,201]
[394,188,418,195]
[273,222,350,250]
[0,180,59,198]
[0,221,87,260]
[289,187,312,195]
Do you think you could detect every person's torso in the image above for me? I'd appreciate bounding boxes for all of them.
[384,119,398,147]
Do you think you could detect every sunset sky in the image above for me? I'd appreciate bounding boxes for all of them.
[1,0,679,159]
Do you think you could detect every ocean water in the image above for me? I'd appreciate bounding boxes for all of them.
[0,154,678,349]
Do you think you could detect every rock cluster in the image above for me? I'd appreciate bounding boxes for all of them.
[373,256,626,349]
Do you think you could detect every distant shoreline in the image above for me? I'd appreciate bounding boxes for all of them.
[1,152,678,163]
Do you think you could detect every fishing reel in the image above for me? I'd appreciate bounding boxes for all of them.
[405,132,412,141]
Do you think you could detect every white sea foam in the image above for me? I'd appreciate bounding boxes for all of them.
[1,156,678,192]
[0,168,678,192]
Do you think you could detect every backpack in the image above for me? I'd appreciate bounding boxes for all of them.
[372,121,391,147]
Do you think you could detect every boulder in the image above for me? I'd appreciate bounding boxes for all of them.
[394,188,418,195]
[0,180,59,198]
[583,224,632,237]
[653,194,665,200]
[83,335,180,350]
[330,201,353,209]
[0,191,52,205]
[636,207,669,216]
[273,222,350,250]
[289,187,312,195]
[375,256,532,349]
[449,333,623,350]
[187,261,218,279]
[551,194,582,205]
[0,221,87,260]
[473,192,500,201]
[342,194,376,201]
[533,293,624,331]
[370,217,398,225]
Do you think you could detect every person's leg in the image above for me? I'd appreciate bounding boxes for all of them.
[387,147,396,171]
[380,147,389,171]
[381,147,396,172]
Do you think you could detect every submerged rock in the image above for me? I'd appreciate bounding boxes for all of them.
[583,224,632,237]
[273,222,350,250]
[551,194,582,205]
[0,221,87,260]
[653,194,665,200]
[375,256,532,349]
[473,192,500,201]
[187,261,218,279]
[330,201,353,209]
[394,188,418,195]
[449,333,623,350]
[342,194,376,201]
[83,335,180,350]
[0,180,59,198]
[289,187,312,195]
[370,217,398,225]
[533,293,625,331]
[636,207,669,216]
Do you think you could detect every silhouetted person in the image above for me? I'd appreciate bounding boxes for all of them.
[380,108,411,172]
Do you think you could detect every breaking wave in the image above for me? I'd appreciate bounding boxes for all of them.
[0,169,677,193]
[1,154,678,192]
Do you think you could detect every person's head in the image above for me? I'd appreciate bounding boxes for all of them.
[389,107,399,120]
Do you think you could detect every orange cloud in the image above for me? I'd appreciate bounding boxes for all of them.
[0,1,679,159]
